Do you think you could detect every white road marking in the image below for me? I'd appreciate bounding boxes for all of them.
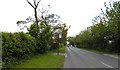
[101,62,113,68]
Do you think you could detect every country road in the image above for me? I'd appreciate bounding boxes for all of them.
[64,46,119,69]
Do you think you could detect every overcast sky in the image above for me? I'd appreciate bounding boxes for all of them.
[0,0,118,37]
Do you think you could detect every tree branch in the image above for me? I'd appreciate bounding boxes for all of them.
[26,0,35,8]
[36,0,41,7]
[33,0,37,7]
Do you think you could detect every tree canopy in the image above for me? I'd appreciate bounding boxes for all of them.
[68,1,120,54]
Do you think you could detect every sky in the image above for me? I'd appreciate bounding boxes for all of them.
[0,0,118,37]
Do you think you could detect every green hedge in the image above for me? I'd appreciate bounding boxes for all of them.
[2,32,37,68]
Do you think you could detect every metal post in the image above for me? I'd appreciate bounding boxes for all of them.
[58,34,59,55]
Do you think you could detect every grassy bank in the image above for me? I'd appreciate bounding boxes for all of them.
[15,51,65,68]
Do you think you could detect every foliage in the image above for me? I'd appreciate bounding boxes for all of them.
[16,0,69,54]
[59,44,66,53]
[27,21,69,53]
[68,1,120,54]
[2,22,69,68]
[27,23,38,38]
[2,0,69,68]
[2,32,36,68]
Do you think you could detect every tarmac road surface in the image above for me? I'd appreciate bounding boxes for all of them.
[64,46,119,69]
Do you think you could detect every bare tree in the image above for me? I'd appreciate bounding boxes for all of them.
[26,0,41,37]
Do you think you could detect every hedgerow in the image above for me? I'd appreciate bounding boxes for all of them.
[2,32,36,68]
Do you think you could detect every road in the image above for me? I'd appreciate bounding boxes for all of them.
[64,46,119,69]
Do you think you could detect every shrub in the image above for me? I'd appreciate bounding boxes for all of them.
[2,32,36,68]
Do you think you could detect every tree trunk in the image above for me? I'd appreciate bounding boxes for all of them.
[34,8,39,37]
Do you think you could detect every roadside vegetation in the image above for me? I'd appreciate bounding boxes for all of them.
[59,46,66,53]
[2,0,119,69]
[68,1,120,55]
[15,51,65,68]
[79,47,119,56]
[2,0,69,68]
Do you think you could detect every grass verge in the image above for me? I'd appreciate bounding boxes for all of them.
[79,47,119,56]
[15,51,65,68]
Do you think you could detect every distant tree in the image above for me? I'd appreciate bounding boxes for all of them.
[70,1,120,54]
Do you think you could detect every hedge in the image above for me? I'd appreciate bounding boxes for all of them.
[2,32,37,68]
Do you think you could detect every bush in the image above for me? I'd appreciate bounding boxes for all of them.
[2,32,36,68]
